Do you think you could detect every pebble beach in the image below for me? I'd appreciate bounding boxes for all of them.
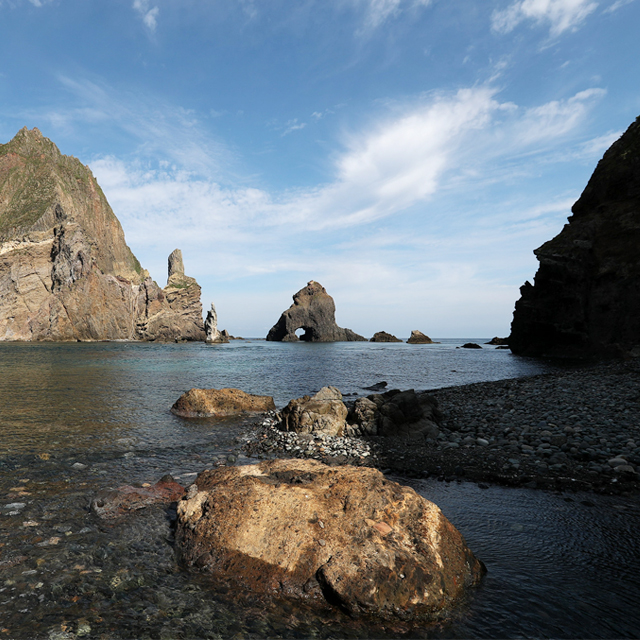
[242,359,640,495]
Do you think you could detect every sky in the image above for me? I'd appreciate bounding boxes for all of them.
[1,0,639,338]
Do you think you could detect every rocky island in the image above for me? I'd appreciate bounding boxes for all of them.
[0,127,204,341]
[510,116,640,359]
[266,280,366,342]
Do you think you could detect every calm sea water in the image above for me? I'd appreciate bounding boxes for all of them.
[0,340,638,639]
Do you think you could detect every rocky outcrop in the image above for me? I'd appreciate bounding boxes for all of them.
[407,330,434,344]
[347,389,441,440]
[510,116,640,358]
[280,386,348,436]
[0,128,204,341]
[370,331,402,342]
[486,337,509,345]
[204,303,229,343]
[171,388,275,418]
[266,281,366,342]
[461,342,482,349]
[176,459,485,622]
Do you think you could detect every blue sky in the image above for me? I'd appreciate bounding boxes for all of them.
[1,0,639,338]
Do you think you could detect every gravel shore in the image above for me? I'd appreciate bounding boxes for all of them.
[241,360,640,495]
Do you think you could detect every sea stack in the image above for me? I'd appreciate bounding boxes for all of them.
[0,127,204,341]
[204,303,229,343]
[510,115,640,358]
[266,280,366,342]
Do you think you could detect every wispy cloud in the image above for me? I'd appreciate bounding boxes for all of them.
[350,0,432,33]
[281,119,307,136]
[492,0,598,37]
[133,0,159,32]
[604,0,635,12]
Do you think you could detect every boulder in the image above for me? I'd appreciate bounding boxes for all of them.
[171,388,275,418]
[266,281,366,342]
[204,303,229,343]
[347,389,441,440]
[370,331,402,342]
[0,128,205,342]
[407,330,434,344]
[510,115,640,358]
[91,475,184,520]
[280,386,347,436]
[176,459,485,622]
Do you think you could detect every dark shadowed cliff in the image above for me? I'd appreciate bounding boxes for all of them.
[510,116,640,358]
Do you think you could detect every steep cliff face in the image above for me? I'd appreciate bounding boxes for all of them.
[510,116,640,358]
[0,128,204,342]
[266,280,366,342]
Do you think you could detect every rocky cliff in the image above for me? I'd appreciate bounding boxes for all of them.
[266,280,366,342]
[0,127,204,341]
[510,116,640,358]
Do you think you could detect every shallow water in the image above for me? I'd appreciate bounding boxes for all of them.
[1,341,638,639]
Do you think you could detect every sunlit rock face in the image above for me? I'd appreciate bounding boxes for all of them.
[510,116,640,358]
[0,128,204,341]
[266,280,366,342]
[176,458,485,622]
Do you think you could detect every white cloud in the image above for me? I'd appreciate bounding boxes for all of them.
[350,0,432,33]
[133,0,159,32]
[604,0,635,12]
[492,0,598,37]
[281,119,307,136]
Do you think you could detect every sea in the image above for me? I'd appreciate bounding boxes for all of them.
[0,339,638,639]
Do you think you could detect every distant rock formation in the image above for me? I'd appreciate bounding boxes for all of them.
[407,330,434,344]
[460,343,482,349]
[266,281,366,342]
[204,303,229,343]
[510,116,640,358]
[0,127,204,341]
[486,337,509,345]
[370,331,402,342]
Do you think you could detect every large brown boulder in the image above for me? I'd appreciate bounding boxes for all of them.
[176,459,485,621]
[280,386,348,436]
[0,128,204,342]
[171,388,275,418]
[266,280,366,342]
[510,115,640,358]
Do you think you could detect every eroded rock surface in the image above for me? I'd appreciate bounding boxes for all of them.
[510,115,640,358]
[266,281,366,342]
[176,459,485,621]
[204,303,229,343]
[407,330,434,344]
[171,387,275,418]
[0,128,204,341]
[280,386,348,436]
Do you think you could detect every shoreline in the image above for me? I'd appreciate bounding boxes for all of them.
[241,360,640,495]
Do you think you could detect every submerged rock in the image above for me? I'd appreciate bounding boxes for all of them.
[0,128,204,341]
[266,281,366,342]
[370,331,402,342]
[171,387,275,418]
[91,476,185,520]
[510,115,640,358]
[407,330,434,344]
[176,459,485,621]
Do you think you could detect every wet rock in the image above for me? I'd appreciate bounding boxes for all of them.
[280,386,348,437]
[363,381,388,391]
[171,388,275,418]
[370,331,402,342]
[407,330,434,344]
[91,476,185,520]
[176,459,485,622]
[461,343,482,349]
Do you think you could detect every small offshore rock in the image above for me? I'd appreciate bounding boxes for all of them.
[407,330,434,344]
[171,387,276,418]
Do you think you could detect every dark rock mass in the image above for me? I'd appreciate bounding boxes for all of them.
[407,330,434,344]
[370,331,402,342]
[266,280,366,342]
[0,127,204,341]
[510,115,640,358]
